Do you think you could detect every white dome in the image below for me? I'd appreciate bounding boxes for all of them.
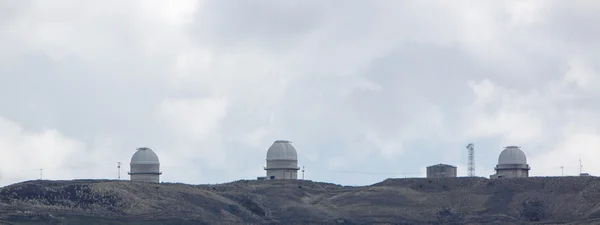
[130,147,160,165]
[266,140,298,161]
[498,146,527,165]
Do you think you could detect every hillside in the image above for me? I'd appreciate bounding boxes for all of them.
[1,177,600,224]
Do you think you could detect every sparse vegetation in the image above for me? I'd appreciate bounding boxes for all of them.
[519,198,546,221]
[0,177,600,224]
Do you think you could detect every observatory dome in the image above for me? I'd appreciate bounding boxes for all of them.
[130,147,160,164]
[498,146,527,165]
[266,140,298,161]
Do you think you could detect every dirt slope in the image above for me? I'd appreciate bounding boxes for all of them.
[1,177,600,224]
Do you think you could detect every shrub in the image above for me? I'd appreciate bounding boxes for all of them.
[520,199,546,221]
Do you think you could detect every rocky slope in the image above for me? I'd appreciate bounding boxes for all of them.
[1,177,600,224]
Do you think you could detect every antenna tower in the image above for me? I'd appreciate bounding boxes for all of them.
[39,168,43,180]
[466,143,475,177]
[117,162,122,180]
[580,159,583,175]
[561,166,564,176]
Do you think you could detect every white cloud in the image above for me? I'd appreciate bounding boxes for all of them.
[0,116,85,186]
[505,0,549,27]
[564,56,600,92]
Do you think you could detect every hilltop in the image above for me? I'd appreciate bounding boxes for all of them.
[1,177,600,224]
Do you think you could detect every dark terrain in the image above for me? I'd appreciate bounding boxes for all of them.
[1,177,600,224]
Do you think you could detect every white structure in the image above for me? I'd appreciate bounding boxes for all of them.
[264,140,299,180]
[128,147,162,183]
[490,146,530,179]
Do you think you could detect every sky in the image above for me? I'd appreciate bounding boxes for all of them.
[1,0,600,186]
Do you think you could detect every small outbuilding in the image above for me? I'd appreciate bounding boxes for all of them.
[426,163,457,178]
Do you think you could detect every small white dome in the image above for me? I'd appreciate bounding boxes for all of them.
[130,147,160,165]
[498,146,527,165]
[266,140,298,161]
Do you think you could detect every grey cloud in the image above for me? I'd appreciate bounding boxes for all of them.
[540,2,600,44]
[0,53,168,138]
[190,0,329,52]
[1,1,600,186]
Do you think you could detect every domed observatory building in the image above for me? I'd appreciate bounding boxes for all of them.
[490,146,530,179]
[264,140,300,180]
[128,147,162,183]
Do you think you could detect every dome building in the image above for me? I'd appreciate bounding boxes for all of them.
[128,147,162,183]
[490,146,530,179]
[264,140,300,180]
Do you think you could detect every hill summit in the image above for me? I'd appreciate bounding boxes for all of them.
[1,177,600,224]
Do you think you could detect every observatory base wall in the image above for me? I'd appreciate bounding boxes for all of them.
[266,170,298,180]
[130,174,160,183]
[490,169,529,179]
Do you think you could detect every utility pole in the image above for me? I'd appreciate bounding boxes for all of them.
[561,166,564,176]
[117,162,122,180]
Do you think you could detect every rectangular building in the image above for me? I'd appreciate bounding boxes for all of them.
[426,163,458,178]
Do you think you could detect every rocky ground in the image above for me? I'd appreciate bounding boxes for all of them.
[1,177,600,224]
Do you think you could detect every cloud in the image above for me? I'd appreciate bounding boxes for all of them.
[564,56,600,92]
[462,55,600,177]
[463,79,547,144]
[158,97,229,142]
[0,116,85,185]
[1,0,600,186]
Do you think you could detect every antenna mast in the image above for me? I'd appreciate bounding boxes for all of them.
[466,143,475,177]
[302,166,305,180]
[39,168,43,180]
[117,162,122,180]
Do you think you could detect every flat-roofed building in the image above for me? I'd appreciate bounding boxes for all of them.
[426,163,457,178]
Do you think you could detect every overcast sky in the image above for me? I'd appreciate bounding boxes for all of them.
[1,0,599,186]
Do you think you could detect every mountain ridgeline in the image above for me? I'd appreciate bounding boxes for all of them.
[1,177,600,224]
